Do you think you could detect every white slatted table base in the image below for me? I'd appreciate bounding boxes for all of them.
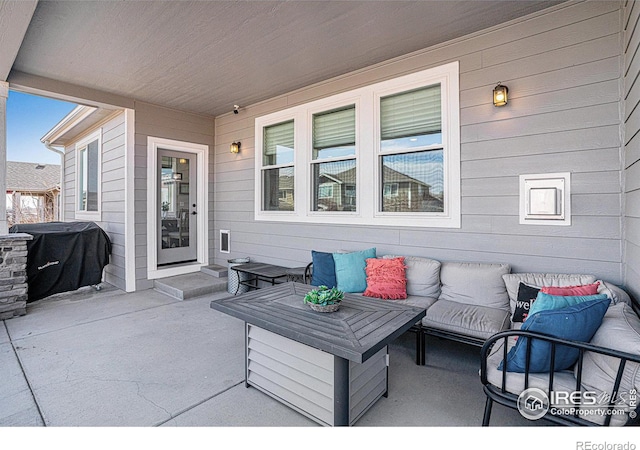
[246,324,388,426]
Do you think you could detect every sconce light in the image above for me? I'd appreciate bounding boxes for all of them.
[230,141,241,154]
[493,83,509,107]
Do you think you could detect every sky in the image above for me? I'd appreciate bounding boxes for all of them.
[6,90,77,165]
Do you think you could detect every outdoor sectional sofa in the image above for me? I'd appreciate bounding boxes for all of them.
[306,247,640,426]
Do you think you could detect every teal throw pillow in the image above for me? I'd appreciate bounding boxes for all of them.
[332,248,376,293]
[527,292,608,318]
[499,298,610,373]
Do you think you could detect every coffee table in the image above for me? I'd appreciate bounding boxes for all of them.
[210,282,425,426]
[230,262,289,294]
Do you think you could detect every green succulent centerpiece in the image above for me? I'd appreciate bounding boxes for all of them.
[304,286,344,312]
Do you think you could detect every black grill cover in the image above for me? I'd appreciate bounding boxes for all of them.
[9,222,112,302]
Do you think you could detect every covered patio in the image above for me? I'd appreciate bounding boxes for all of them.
[1,0,639,444]
[1,286,536,429]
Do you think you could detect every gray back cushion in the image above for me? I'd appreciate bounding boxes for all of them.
[580,303,640,426]
[438,262,511,309]
[382,255,441,298]
[502,273,597,317]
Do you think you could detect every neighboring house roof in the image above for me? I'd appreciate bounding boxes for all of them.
[6,161,60,192]
[330,166,431,188]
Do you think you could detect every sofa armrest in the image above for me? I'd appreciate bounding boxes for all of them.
[480,329,640,426]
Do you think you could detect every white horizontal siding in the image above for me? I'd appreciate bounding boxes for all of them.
[133,101,214,290]
[624,0,640,303]
[62,112,127,290]
[214,1,626,284]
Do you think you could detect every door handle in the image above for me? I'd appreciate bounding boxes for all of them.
[191,211,197,215]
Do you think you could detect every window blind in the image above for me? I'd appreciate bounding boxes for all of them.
[313,106,356,151]
[380,84,441,140]
[264,120,294,157]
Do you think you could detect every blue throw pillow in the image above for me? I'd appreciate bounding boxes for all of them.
[332,248,376,293]
[311,250,337,288]
[528,292,608,317]
[499,297,610,373]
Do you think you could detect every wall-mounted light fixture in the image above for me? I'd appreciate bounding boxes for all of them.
[493,82,509,107]
[230,141,241,154]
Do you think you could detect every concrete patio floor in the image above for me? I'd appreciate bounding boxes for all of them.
[1,283,632,447]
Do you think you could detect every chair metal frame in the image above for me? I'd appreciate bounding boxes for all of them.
[480,329,640,426]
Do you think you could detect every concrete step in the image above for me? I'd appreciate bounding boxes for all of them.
[154,272,228,300]
[200,264,228,278]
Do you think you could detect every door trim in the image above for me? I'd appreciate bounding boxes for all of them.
[146,136,209,280]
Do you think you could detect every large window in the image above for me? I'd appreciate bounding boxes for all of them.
[76,130,101,220]
[379,85,444,213]
[254,62,460,228]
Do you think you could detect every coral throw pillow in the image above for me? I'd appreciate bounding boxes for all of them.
[540,282,600,296]
[363,257,407,300]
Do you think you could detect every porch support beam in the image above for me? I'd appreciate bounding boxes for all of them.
[0,80,8,234]
[8,71,135,110]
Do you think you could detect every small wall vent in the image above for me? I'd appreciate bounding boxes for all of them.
[220,230,230,253]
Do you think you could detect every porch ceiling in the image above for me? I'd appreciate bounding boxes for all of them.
[8,0,564,117]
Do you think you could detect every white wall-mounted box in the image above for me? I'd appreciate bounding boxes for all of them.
[520,173,571,226]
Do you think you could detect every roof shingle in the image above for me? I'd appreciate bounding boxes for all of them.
[6,161,61,192]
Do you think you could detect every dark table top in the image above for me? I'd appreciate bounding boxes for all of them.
[210,282,426,363]
[231,262,289,278]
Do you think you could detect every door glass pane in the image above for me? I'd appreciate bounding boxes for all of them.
[381,150,444,212]
[160,156,191,249]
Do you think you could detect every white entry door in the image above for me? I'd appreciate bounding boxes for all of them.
[157,149,197,266]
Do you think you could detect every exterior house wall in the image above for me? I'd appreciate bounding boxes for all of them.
[214,1,626,283]
[133,101,215,291]
[624,0,640,301]
[63,111,127,290]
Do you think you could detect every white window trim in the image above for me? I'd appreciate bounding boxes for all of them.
[254,61,460,228]
[75,129,102,222]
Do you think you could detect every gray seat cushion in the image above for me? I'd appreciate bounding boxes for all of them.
[422,300,511,340]
[439,261,511,309]
[485,321,637,426]
[395,295,438,311]
[485,337,579,404]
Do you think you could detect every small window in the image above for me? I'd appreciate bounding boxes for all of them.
[261,121,295,211]
[311,105,356,212]
[75,130,101,219]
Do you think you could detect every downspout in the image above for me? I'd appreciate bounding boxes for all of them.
[44,141,65,222]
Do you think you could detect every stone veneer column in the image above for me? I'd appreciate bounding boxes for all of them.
[0,233,32,319]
